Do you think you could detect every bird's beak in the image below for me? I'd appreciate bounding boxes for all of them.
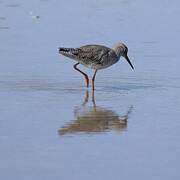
[124,55,134,70]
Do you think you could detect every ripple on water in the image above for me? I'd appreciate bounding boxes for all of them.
[0,76,162,94]
[0,17,6,20]
[5,3,21,7]
[0,27,10,30]
[0,77,87,94]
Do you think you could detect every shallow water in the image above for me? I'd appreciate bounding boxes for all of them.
[0,0,180,179]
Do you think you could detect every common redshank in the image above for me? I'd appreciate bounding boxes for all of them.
[59,43,134,90]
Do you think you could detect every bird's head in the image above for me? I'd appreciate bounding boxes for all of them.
[113,43,134,70]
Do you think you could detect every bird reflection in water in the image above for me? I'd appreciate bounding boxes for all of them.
[58,91,132,136]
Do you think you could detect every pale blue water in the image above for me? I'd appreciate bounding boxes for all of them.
[0,0,180,179]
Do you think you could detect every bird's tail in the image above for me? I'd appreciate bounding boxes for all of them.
[59,47,79,59]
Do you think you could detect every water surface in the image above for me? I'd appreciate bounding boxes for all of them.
[0,0,180,179]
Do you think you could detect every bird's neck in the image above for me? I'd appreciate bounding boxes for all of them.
[112,47,122,59]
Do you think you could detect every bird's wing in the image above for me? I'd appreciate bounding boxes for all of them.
[76,45,111,64]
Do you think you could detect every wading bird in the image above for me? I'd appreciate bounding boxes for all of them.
[59,43,134,90]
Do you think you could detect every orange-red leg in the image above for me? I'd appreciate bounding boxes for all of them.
[73,63,89,88]
[92,70,97,91]
[82,90,89,106]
